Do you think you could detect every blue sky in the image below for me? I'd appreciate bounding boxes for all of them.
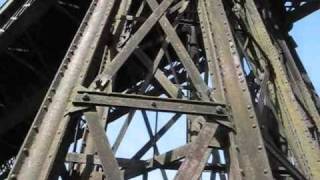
[106,11,320,179]
[0,1,318,179]
[290,11,320,93]
[0,2,316,89]
[0,0,316,89]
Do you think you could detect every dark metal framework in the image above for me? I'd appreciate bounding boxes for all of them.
[0,0,319,179]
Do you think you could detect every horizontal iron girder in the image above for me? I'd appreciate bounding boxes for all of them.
[73,91,228,118]
[66,153,146,168]
[66,144,226,178]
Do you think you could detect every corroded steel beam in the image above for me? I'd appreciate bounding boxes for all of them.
[242,0,320,178]
[3,0,319,179]
[7,0,117,179]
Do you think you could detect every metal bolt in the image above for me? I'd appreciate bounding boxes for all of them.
[151,102,157,107]
[216,106,224,114]
[82,93,90,101]
[258,145,263,150]
[252,124,257,128]
[240,168,245,176]
[263,169,268,174]
[23,148,29,155]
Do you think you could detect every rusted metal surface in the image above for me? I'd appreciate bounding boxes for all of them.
[73,91,227,117]
[84,111,123,180]
[0,0,318,179]
[241,0,320,178]
[7,0,117,179]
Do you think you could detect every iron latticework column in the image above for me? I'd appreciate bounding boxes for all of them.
[4,0,320,179]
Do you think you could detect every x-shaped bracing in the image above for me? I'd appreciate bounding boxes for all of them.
[72,0,232,179]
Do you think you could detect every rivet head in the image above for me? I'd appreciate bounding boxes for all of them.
[263,169,268,174]
[252,124,257,128]
[240,168,245,176]
[216,106,224,114]
[258,145,263,150]
[23,148,29,155]
[82,93,90,101]
[151,102,157,107]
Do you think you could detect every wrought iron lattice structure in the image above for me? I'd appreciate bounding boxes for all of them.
[0,0,319,179]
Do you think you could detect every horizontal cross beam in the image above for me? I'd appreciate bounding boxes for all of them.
[66,144,226,178]
[73,91,228,118]
[66,153,146,168]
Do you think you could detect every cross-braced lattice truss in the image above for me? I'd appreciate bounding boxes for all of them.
[5,0,320,179]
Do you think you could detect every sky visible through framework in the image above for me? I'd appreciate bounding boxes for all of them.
[290,11,320,94]
[0,0,318,179]
[0,0,316,92]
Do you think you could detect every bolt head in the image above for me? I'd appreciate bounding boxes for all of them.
[82,93,90,101]
[151,102,157,107]
[216,106,224,114]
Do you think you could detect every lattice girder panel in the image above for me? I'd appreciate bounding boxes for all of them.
[6,0,320,180]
